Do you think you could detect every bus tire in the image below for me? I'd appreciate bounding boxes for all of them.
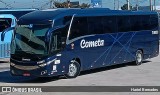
[135,50,143,65]
[64,60,80,78]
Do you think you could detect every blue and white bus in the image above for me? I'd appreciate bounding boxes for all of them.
[7,8,159,78]
[0,9,36,58]
[0,14,16,58]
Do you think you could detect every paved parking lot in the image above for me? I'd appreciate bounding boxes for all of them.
[0,51,160,95]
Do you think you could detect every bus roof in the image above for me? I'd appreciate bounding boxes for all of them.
[18,8,158,24]
[0,8,37,19]
[0,14,16,19]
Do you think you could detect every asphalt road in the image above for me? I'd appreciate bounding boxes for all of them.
[0,51,160,95]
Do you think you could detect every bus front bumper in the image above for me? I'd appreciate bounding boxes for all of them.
[10,62,65,77]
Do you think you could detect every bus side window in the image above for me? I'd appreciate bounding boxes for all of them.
[117,16,131,32]
[130,15,151,31]
[54,16,72,27]
[102,16,117,33]
[150,14,158,30]
[140,15,150,30]
[50,25,69,53]
[88,17,103,34]
[63,16,72,25]
[61,24,69,45]
[69,17,88,40]
[130,16,141,31]
[50,29,62,53]
[0,18,12,32]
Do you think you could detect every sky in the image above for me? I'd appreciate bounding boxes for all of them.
[0,0,160,9]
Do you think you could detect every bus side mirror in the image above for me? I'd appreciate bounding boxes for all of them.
[1,27,14,41]
[61,37,66,49]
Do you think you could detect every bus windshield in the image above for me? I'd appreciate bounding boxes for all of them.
[11,24,50,56]
[0,18,12,32]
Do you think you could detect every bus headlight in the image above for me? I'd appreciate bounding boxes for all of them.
[47,58,60,65]
[38,59,60,67]
[37,60,46,67]
[39,63,47,67]
[10,62,15,66]
[37,60,45,64]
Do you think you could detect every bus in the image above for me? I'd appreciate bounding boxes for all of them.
[0,9,36,58]
[6,8,159,78]
[0,9,37,18]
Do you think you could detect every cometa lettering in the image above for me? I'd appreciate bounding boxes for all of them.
[80,39,104,48]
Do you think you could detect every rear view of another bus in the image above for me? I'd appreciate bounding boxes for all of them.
[0,14,16,58]
[0,9,37,59]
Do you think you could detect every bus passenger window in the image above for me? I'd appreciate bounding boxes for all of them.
[102,16,117,33]
[130,16,141,31]
[150,15,158,30]
[54,16,72,26]
[141,15,150,30]
[88,17,103,34]
[117,16,131,32]
[0,18,12,32]
[69,17,88,39]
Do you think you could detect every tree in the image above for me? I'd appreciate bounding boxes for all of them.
[54,1,69,8]
[79,3,90,8]
[53,1,90,8]
[121,4,132,10]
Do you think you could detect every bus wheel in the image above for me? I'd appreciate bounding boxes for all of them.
[135,50,143,65]
[64,61,80,78]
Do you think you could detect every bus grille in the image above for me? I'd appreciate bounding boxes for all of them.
[0,43,10,58]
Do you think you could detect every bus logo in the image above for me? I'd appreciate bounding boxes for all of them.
[22,58,31,61]
[29,24,33,28]
[80,39,104,48]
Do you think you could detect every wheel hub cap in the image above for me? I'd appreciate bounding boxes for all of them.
[137,53,142,63]
[68,64,77,76]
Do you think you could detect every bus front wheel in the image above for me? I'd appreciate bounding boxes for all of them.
[135,50,143,65]
[64,61,80,78]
